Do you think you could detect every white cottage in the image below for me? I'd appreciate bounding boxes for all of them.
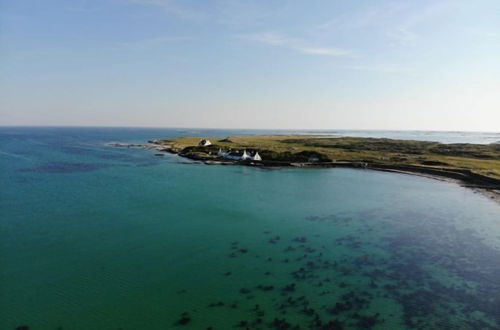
[217,148,263,161]
[198,139,212,146]
[241,150,252,160]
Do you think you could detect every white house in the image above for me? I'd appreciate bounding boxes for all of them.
[198,139,212,146]
[217,148,263,161]
[241,150,252,160]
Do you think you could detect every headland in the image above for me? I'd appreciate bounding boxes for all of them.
[115,135,500,202]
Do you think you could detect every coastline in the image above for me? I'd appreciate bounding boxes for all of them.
[360,166,500,205]
[109,138,500,204]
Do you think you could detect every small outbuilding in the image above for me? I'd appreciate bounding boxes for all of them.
[225,150,242,160]
[198,139,212,147]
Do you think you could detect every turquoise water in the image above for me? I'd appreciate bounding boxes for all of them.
[1,127,500,330]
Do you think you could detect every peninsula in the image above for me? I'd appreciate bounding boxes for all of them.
[145,135,500,192]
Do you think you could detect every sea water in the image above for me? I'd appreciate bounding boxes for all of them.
[1,127,499,330]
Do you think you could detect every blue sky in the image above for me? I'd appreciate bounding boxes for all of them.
[1,0,499,130]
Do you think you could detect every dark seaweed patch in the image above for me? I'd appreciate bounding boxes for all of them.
[175,312,191,325]
[371,210,500,329]
[305,214,353,225]
[256,284,274,291]
[67,208,496,330]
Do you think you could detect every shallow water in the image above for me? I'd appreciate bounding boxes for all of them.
[1,127,500,330]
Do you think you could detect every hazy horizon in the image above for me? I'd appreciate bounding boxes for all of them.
[1,125,499,134]
[1,0,499,131]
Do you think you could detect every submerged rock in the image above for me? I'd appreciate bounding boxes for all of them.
[176,313,191,325]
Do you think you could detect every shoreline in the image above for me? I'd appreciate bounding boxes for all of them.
[180,150,500,205]
[210,159,500,204]
[360,167,500,204]
[109,140,500,204]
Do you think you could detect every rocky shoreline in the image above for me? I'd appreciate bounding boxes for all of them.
[109,140,500,204]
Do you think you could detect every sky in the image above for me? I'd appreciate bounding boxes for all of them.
[0,0,499,131]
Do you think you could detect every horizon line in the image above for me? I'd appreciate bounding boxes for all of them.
[0,125,498,134]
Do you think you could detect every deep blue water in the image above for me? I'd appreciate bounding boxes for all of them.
[1,127,500,330]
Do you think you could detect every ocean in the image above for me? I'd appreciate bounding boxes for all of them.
[1,127,499,330]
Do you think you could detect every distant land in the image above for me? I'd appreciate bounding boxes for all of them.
[117,135,500,201]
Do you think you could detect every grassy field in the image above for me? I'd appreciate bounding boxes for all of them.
[156,135,500,179]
